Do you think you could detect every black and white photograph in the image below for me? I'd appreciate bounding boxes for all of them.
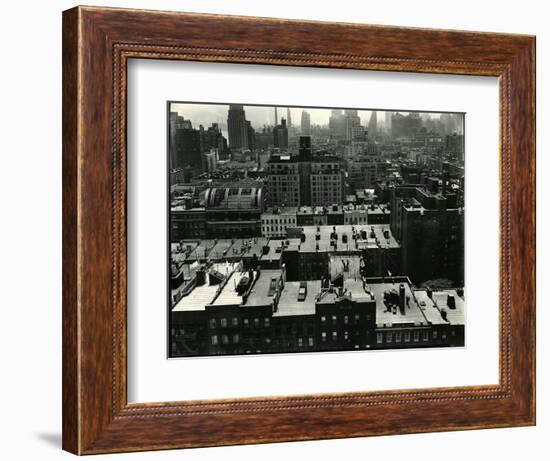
[168,102,465,358]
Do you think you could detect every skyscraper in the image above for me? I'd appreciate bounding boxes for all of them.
[368,111,378,138]
[227,105,249,150]
[301,110,311,135]
[384,111,392,133]
[274,107,278,126]
[273,118,288,149]
[286,107,292,128]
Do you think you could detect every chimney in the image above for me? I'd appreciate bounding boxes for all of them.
[399,283,405,313]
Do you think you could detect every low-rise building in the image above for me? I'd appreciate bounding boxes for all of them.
[170,262,465,357]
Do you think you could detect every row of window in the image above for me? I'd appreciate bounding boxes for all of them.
[376,329,448,344]
[209,317,270,329]
[261,217,296,225]
[320,313,371,325]
[211,335,272,346]
[262,225,289,234]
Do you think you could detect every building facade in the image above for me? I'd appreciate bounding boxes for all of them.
[227,104,249,150]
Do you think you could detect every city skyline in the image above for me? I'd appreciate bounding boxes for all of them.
[170,102,464,134]
[168,101,465,358]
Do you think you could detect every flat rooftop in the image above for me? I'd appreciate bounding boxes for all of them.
[211,269,250,307]
[368,281,429,327]
[317,278,374,305]
[274,280,321,317]
[173,263,238,312]
[227,237,267,260]
[298,224,399,253]
[243,269,281,308]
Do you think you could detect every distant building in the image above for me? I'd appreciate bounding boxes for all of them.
[329,109,347,138]
[201,149,217,172]
[199,123,228,155]
[368,111,378,138]
[344,109,362,141]
[391,112,423,138]
[300,110,311,135]
[390,184,464,285]
[384,111,392,133]
[261,208,298,237]
[255,126,274,149]
[174,126,202,172]
[273,118,289,149]
[310,159,344,206]
[266,153,301,207]
[266,140,344,208]
[227,105,249,150]
[204,187,264,238]
[286,107,292,128]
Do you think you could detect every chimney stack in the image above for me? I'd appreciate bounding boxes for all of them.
[399,283,405,313]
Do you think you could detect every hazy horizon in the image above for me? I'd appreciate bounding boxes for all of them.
[170,102,464,134]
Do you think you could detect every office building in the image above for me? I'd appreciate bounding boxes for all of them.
[227,104,249,150]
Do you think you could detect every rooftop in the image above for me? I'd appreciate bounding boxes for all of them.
[243,270,282,308]
[297,224,399,253]
[172,262,238,312]
[274,280,321,317]
[368,280,429,327]
[413,289,465,325]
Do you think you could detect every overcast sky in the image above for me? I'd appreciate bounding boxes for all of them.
[170,102,462,133]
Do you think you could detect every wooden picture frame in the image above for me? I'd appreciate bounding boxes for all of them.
[62,5,536,455]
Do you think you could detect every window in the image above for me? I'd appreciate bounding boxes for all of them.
[209,318,216,329]
[222,334,229,345]
[344,331,349,341]
[354,314,360,323]
[254,318,260,329]
[298,338,303,347]
[404,331,410,342]
[308,336,314,347]
[413,331,420,342]
[233,334,240,343]
[211,335,218,345]
[332,331,338,341]
[332,315,337,325]
[423,330,429,341]
[232,317,239,327]
[377,332,383,344]
[433,330,438,340]
[220,318,228,328]
[243,318,249,328]
[264,317,270,328]
[395,331,402,343]
[344,315,349,325]
[321,316,326,325]
[386,332,393,343]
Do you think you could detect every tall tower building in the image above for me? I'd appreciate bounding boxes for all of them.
[273,118,289,149]
[286,107,292,127]
[384,111,392,133]
[227,104,249,150]
[368,111,378,138]
[274,107,278,126]
[301,110,311,135]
